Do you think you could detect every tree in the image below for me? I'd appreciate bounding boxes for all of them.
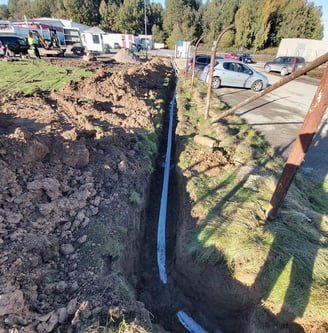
[202,0,238,46]
[163,0,201,49]
[99,0,111,31]
[0,5,10,19]
[4,0,324,50]
[148,2,163,36]
[277,0,323,42]
[28,0,53,18]
[8,0,31,18]
[65,0,101,26]
[252,0,272,51]
[114,0,144,34]
[234,0,255,49]
[52,0,69,19]
[152,24,165,43]
[305,2,324,40]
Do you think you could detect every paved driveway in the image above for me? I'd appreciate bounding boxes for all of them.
[213,63,328,183]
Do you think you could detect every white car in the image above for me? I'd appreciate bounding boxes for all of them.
[200,59,268,92]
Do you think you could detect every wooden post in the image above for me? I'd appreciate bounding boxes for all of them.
[266,64,328,219]
[204,24,234,120]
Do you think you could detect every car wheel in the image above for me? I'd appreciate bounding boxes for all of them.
[264,64,271,72]
[251,80,263,92]
[212,76,221,89]
[280,67,288,76]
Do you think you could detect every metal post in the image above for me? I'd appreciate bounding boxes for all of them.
[184,38,197,83]
[204,24,234,120]
[190,35,205,92]
[266,64,328,219]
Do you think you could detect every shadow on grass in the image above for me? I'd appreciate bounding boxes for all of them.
[251,215,321,330]
[176,125,326,332]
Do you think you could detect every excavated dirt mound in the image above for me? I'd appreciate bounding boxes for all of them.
[114,49,142,64]
[0,57,174,332]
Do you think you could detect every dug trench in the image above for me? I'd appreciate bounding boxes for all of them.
[136,73,307,332]
[0,55,305,333]
[137,82,246,332]
[137,131,245,333]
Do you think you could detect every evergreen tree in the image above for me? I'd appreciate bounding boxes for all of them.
[3,0,325,48]
[252,0,271,51]
[0,5,10,19]
[163,0,201,49]
[29,0,52,18]
[99,0,111,31]
[152,24,165,43]
[51,0,68,19]
[202,0,238,46]
[148,2,163,36]
[234,0,255,49]
[8,0,31,18]
[305,2,324,40]
[277,0,323,42]
[66,0,101,26]
[114,0,144,34]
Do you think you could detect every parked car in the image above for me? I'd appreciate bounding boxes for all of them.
[187,54,210,72]
[238,52,253,63]
[224,52,242,61]
[187,54,223,74]
[264,56,305,76]
[0,34,29,55]
[200,59,268,92]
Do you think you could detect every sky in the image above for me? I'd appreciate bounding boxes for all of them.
[0,0,327,40]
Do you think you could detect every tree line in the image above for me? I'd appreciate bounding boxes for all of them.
[0,0,324,50]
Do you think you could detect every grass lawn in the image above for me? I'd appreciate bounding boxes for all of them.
[0,58,94,95]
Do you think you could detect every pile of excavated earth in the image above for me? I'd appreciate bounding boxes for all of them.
[0,54,175,332]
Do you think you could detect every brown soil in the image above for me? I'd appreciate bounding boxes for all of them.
[0,54,175,332]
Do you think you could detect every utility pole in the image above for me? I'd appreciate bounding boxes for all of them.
[144,0,147,35]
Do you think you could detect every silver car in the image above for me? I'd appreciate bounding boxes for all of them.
[264,56,305,76]
[200,59,268,92]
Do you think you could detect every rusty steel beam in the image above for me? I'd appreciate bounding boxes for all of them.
[184,38,197,83]
[204,24,235,120]
[211,52,328,123]
[190,35,205,93]
[266,64,328,219]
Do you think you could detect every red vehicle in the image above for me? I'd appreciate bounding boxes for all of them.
[224,52,242,61]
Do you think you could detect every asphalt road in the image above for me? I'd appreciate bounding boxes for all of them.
[212,62,328,183]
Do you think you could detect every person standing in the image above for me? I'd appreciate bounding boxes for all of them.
[28,31,41,59]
